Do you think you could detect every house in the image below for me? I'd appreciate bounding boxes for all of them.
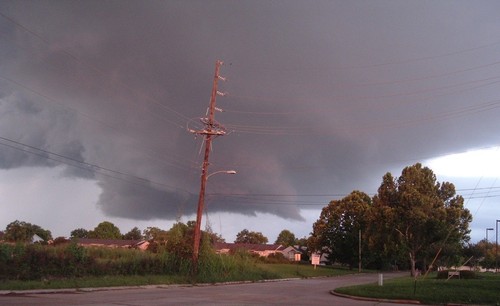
[214,242,285,257]
[32,234,44,243]
[74,238,149,250]
[281,245,303,261]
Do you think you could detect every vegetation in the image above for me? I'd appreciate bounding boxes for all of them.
[335,273,500,305]
[309,163,472,275]
[0,163,488,300]
[0,240,354,290]
[309,190,370,269]
[274,229,297,246]
[87,221,122,239]
[234,229,269,244]
[3,220,52,243]
[463,240,497,270]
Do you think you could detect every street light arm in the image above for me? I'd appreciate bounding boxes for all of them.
[207,170,237,179]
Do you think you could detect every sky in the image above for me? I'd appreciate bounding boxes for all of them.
[0,1,500,244]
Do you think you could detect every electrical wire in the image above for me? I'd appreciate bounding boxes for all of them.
[0,135,193,195]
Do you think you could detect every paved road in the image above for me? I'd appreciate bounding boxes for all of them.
[0,272,420,305]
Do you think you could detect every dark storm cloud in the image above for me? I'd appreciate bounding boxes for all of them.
[1,1,500,224]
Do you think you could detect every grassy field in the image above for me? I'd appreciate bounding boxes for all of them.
[335,272,500,305]
[0,263,355,291]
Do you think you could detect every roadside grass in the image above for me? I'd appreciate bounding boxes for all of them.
[257,263,356,279]
[335,272,500,305]
[0,263,356,291]
[0,275,191,291]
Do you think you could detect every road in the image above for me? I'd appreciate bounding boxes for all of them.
[0,272,420,305]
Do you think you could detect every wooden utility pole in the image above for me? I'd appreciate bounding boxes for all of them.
[190,60,226,274]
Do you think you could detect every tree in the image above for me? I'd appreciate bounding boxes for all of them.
[143,226,168,253]
[88,221,122,239]
[3,220,52,242]
[370,163,472,276]
[235,229,268,244]
[275,229,296,246]
[123,227,142,240]
[165,222,193,258]
[366,173,407,270]
[70,228,89,239]
[143,226,167,241]
[309,191,371,269]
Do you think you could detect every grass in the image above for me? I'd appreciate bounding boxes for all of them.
[335,272,500,305]
[0,263,355,291]
[257,263,356,279]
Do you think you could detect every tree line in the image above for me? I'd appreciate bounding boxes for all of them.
[1,163,480,276]
[307,163,472,276]
[1,220,305,248]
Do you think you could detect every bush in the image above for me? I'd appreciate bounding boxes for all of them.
[260,252,289,264]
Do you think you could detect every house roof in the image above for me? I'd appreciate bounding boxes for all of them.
[214,242,284,252]
[75,238,144,247]
[281,245,302,254]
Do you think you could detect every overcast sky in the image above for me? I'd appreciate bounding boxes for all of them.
[0,1,499,243]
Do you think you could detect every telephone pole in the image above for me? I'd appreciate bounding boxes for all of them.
[190,60,227,274]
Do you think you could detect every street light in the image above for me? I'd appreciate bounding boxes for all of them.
[192,169,236,274]
[207,170,237,179]
[486,228,494,241]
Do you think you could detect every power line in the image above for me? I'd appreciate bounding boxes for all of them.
[0,135,192,194]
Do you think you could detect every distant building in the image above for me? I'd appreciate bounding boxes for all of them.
[281,245,303,261]
[72,238,149,250]
[214,242,285,257]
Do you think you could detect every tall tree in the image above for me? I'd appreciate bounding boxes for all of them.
[166,222,193,259]
[88,221,122,239]
[235,229,268,244]
[275,229,297,246]
[366,173,407,270]
[309,191,371,269]
[123,227,143,240]
[3,220,52,242]
[70,228,89,239]
[370,163,472,276]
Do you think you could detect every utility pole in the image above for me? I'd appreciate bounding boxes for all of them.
[190,60,227,275]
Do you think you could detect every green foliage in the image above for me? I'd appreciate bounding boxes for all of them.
[196,251,278,283]
[368,164,472,275]
[274,229,297,246]
[310,190,371,269]
[70,228,89,239]
[3,220,52,242]
[310,164,473,274]
[88,221,122,239]
[260,252,289,264]
[235,229,269,244]
[122,227,143,240]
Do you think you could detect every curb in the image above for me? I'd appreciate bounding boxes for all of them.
[0,278,302,296]
[330,290,421,305]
